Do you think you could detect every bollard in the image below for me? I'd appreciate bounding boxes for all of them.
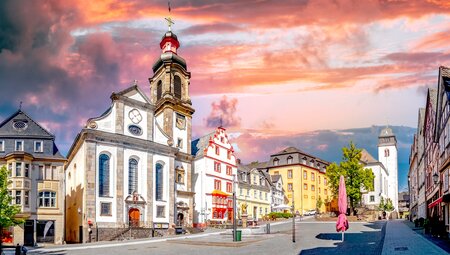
[266,223,270,234]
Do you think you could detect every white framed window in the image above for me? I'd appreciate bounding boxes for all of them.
[15,190,21,205]
[370,195,375,202]
[0,140,4,152]
[156,206,165,218]
[38,191,56,207]
[24,191,29,207]
[15,140,24,151]
[15,162,22,177]
[100,202,112,216]
[34,141,43,152]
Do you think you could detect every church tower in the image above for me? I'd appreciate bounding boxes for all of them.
[149,17,194,154]
[378,126,399,211]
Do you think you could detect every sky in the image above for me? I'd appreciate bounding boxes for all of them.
[1,0,450,191]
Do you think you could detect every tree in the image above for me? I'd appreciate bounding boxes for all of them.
[379,197,394,212]
[316,196,323,213]
[0,166,23,254]
[325,142,375,215]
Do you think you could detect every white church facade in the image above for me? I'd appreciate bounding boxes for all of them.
[361,127,399,212]
[65,28,195,243]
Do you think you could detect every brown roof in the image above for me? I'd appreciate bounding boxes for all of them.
[360,149,378,164]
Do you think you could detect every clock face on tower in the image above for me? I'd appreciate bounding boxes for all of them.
[128,109,143,124]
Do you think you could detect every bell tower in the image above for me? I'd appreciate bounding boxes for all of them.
[149,14,194,153]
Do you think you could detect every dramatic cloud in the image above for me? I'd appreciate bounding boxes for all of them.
[0,0,448,175]
[205,96,241,128]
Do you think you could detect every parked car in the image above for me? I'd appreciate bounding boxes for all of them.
[304,210,317,216]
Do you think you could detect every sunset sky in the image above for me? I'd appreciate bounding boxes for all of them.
[1,0,450,190]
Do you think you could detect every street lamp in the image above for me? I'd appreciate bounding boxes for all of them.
[433,172,439,185]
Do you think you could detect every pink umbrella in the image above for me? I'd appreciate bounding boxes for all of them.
[336,175,349,241]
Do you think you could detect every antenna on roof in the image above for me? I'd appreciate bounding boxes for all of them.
[219,116,223,127]
[19,101,22,111]
[133,79,138,86]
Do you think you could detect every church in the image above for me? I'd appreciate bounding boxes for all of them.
[65,22,195,242]
[361,127,399,212]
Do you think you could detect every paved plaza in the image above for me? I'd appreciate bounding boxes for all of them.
[27,219,397,255]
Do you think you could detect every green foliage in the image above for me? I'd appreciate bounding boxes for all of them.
[268,212,293,219]
[0,165,23,228]
[316,196,323,213]
[378,197,394,212]
[325,141,375,213]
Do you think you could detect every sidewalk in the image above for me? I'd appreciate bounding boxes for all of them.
[403,220,450,253]
[382,220,448,255]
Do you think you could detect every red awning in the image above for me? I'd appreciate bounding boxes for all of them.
[428,196,443,208]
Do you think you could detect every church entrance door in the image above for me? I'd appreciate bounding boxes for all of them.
[129,208,140,228]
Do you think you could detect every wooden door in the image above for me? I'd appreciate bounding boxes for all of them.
[129,208,140,227]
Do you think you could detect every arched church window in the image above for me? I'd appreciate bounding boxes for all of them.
[99,154,110,197]
[385,149,390,157]
[128,158,138,194]
[155,163,164,201]
[174,75,182,99]
[157,81,162,101]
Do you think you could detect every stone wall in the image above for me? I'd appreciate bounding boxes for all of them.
[94,227,166,241]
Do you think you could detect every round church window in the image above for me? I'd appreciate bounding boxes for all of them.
[128,125,142,136]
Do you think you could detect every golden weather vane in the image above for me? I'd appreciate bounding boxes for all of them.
[165,1,174,31]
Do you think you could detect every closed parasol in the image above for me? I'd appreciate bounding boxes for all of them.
[336,175,349,241]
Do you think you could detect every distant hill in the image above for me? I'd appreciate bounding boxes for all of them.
[231,125,416,192]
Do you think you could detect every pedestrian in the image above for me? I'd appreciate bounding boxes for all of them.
[15,244,20,255]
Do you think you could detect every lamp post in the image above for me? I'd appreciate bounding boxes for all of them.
[233,174,237,242]
[292,189,295,243]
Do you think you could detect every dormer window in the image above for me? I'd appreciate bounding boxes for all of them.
[15,140,23,151]
[273,158,279,166]
[34,141,43,152]
[242,173,247,182]
[287,156,293,164]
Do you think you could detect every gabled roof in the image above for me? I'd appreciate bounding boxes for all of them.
[0,110,54,138]
[191,132,215,157]
[112,84,152,105]
[247,161,268,169]
[360,149,378,164]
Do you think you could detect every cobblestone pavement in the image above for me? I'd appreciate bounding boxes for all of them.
[403,220,450,253]
[382,220,447,255]
[29,220,386,255]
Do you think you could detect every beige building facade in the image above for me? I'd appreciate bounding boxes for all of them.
[0,110,65,245]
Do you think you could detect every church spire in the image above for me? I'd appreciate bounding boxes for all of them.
[160,1,180,54]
